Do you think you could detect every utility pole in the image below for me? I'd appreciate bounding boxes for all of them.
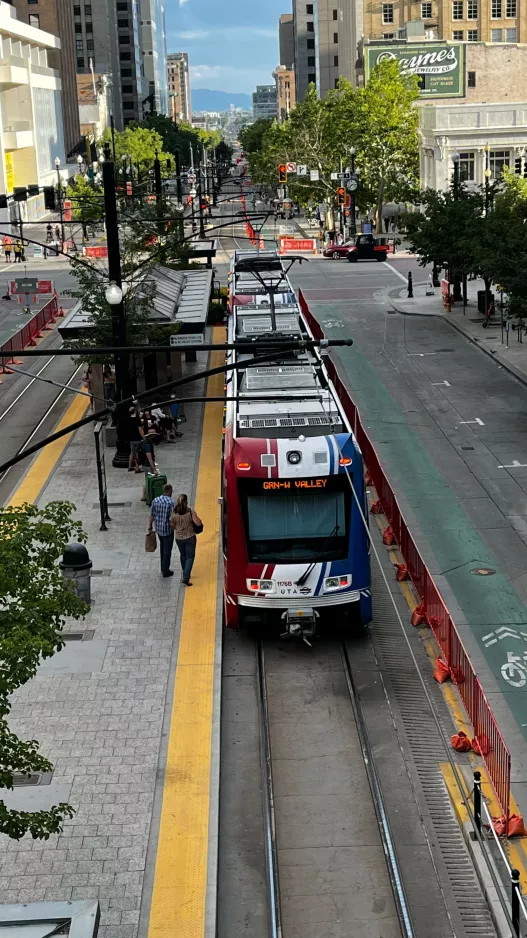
[196,156,206,239]
[350,147,356,236]
[101,142,129,468]
[174,148,184,239]
[110,114,116,163]
[154,149,163,236]
[189,144,197,234]
[451,152,462,303]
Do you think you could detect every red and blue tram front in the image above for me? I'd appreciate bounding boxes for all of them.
[223,433,372,632]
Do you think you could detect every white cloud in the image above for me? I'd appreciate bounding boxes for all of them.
[189,64,273,91]
[179,0,190,6]
[179,29,210,39]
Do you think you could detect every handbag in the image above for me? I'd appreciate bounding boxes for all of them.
[145,530,157,552]
[191,510,203,535]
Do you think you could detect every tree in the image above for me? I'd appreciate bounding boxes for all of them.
[239,118,273,154]
[0,502,87,839]
[99,125,171,173]
[66,175,103,240]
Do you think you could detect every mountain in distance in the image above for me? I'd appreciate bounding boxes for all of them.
[191,89,252,113]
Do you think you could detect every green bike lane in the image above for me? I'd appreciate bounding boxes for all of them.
[307,292,527,764]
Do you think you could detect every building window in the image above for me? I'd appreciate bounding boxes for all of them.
[77,56,84,67]
[467,0,478,16]
[117,1,127,7]
[467,28,478,38]
[306,2,313,11]
[452,29,464,37]
[468,69,476,85]
[122,84,133,93]
[334,78,339,87]
[119,34,129,42]
[333,8,338,17]
[334,54,339,65]
[123,101,135,109]
[491,0,502,15]
[506,0,516,13]
[421,1,432,15]
[121,67,132,76]
[383,31,394,37]
[490,150,510,178]
[28,12,39,25]
[75,23,82,32]
[308,55,315,65]
[86,37,94,48]
[75,38,83,49]
[118,19,129,27]
[308,72,316,83]
[73,4,81,13]
[85,21,92,31]
[382,3,394,21]
[491,27,502,38]
[120,50,131,59]
[333,31,338,40]
[307,20,314,30]
[506,25,517,38]
[84,3,91,12]
[459,152,475,181]
[307,37,314,47]
[452,1,463,18]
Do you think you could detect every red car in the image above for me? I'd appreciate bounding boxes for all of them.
[323,240,354,258]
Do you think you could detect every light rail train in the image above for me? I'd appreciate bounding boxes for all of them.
[222,250,372,641]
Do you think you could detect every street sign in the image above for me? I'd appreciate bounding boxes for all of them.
[286,161,296,173]
[310,169,320,182]
[337,172,350,180]
[33,245,43,258]
[170,333,205,347]
[296,164,307,176]
[347,177,358,192]
[12,278,37,292]
[330,172,339,180]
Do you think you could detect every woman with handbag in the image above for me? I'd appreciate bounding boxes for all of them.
[170,494,203,586]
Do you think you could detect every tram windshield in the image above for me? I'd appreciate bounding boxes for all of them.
[240,477,350,563]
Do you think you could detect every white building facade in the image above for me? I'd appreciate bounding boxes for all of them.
[420,101,527,190]
[0,1,72,221]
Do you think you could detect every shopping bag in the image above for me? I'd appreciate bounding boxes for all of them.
[145,531,157,552]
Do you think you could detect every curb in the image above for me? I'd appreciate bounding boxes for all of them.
[388,295,527,393]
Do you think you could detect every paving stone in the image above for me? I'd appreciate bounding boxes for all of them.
[0,371,208,930]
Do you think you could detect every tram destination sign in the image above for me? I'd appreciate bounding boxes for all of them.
[365,42,464,98]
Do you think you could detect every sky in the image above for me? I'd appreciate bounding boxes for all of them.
[165,0,288,94]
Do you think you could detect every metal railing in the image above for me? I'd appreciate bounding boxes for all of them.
[0,295,60,373]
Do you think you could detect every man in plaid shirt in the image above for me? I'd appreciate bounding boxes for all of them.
[147,483,175,577]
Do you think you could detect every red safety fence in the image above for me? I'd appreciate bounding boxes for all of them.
[298,287,511,820]
[0,294,60,373]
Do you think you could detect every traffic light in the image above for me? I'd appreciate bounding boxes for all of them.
[336,187,346,205]
[278,164,287,182]
[515,156,522,174]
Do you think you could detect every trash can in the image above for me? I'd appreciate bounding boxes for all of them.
[145,472,168,507]
[477,290,495,314]
[59,542,92,604]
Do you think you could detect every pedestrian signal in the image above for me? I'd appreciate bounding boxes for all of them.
[278,164,287,182]
[336,187,346,205]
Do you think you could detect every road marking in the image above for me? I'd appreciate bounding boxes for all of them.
[408,352,436,357]
[498,460,527,469]
[432,381,451,387]
[7,384,88,506]
[147,328,224,938]
[482,627,527,647]
[459,418,485,426]
[383,260,408,283]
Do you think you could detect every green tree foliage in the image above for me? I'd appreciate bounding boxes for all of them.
[405,186,486,281]
[0,502,87,839]
[66,175,103,239]
[247,63,419,223]
[99,125,171,173]
[239,118,273,154]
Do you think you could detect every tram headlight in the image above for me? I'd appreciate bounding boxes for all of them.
[259,580,274,591]
[324,575,352,592]
[247,578,275,593]
[287,450,301,465]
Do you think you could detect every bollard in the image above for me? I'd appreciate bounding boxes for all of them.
[59,542,92,604]
[407,271,413,298]
[511,868,520,937]
[473,770,482,834]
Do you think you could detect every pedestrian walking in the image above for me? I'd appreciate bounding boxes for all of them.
[55,225,60,242]
[13,240,21,263]
[103,365,116,403]
[3,236,11,262]
[170,494,202,586]
[147,484,175,578]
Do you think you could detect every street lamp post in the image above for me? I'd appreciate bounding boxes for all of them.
[101,142,129,468]
[451,152,462,303]
[483,143,492,316]
[77,154,83,175]
[349,146,357,236]
[55,157,65,246]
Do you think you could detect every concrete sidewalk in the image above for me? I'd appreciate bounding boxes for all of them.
[384,278,527,388]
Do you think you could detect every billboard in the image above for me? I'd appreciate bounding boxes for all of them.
[365,43,464,98]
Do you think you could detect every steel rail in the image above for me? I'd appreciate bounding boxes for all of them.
[256,640,282,938]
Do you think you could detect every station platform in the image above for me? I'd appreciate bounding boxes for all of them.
[0,329,225,938]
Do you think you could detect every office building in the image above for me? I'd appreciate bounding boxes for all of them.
[0,1,74,222]
[279,12,294,67]
[252,84,277,120]
[141,0,168,115]
[362,0,523,43]
[273,64,296,121]
[167,52,190,122]
[72,0,123,129]
[114,0,146,125]
[293,0,315,100]
[10,0,80,155]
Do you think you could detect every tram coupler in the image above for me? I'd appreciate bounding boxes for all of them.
[280,608,319,647]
